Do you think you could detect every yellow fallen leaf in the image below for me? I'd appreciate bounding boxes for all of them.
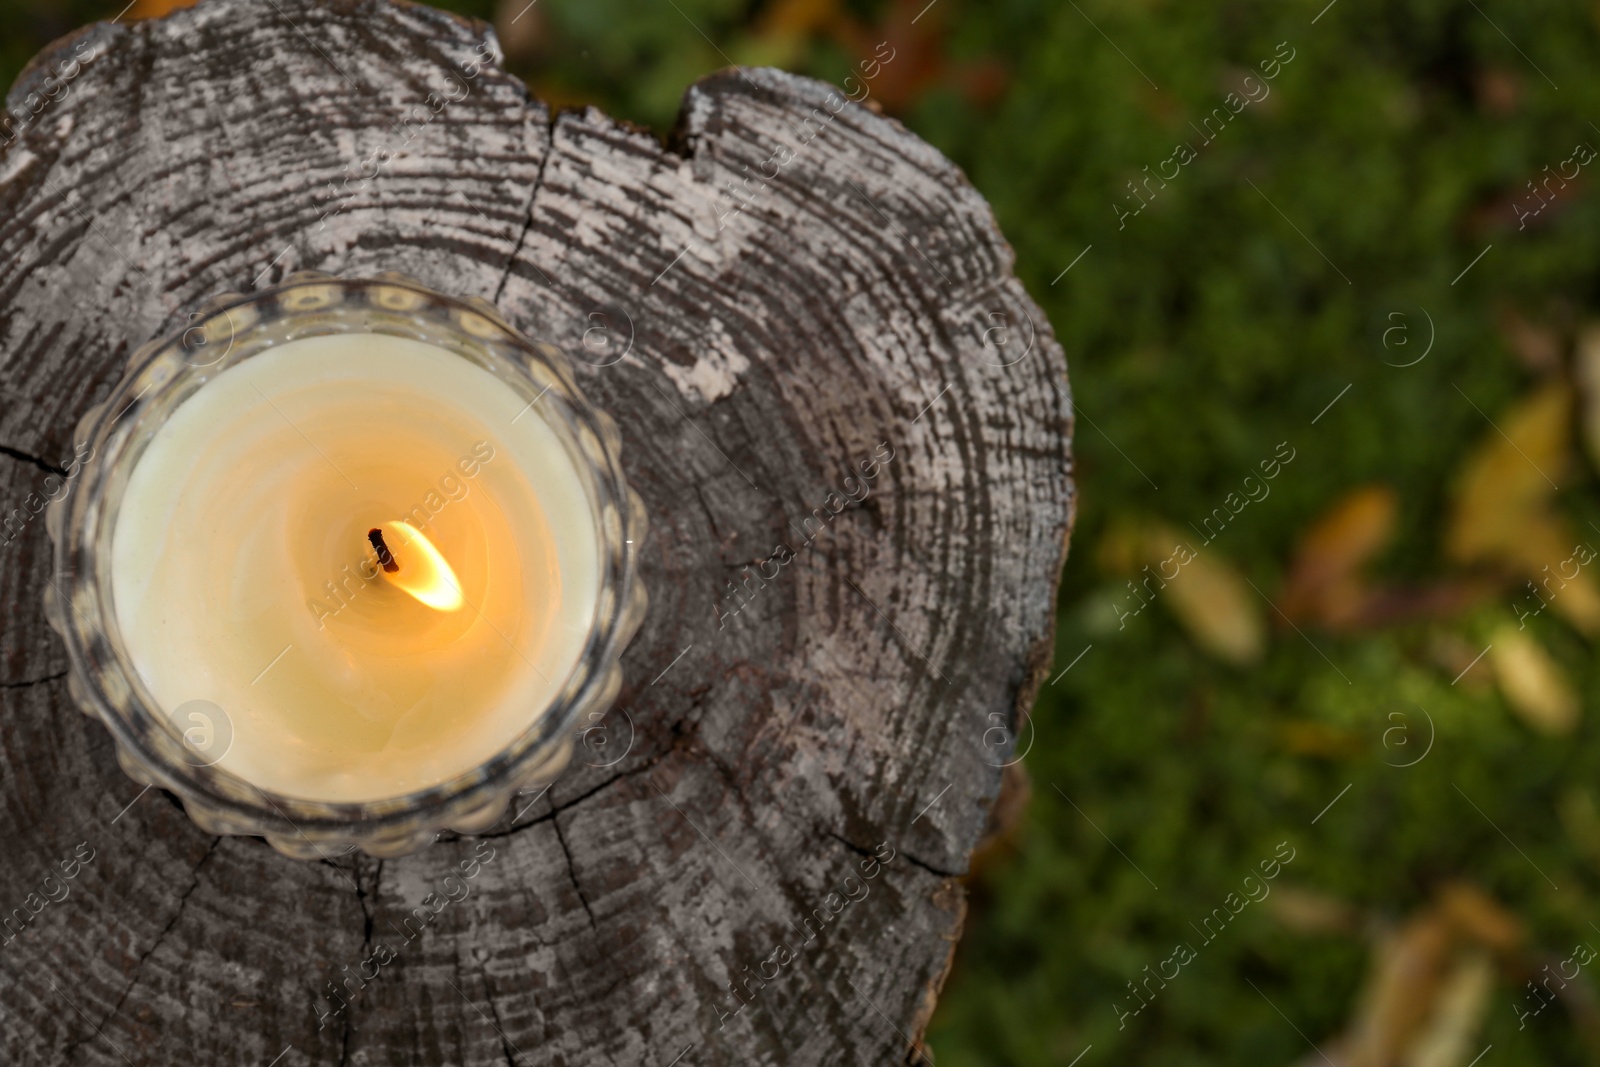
[1341,913,1455,1067]
[1445,381,1570,567]
[1402,952,1494,1067]
[1444,382,1600,635]
[1544,569,1600,634]
[1143,524,1264,665]
[1489,625,1579,734]
[1304,888,1525,1067]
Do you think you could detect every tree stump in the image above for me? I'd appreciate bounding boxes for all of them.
[0,1,1073,1063]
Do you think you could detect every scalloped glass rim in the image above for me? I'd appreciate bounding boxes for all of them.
[45,272,648,858]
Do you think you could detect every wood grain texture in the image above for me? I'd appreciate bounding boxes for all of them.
[0,1,1073,1063]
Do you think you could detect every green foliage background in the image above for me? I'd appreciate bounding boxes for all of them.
[9,1,1600,1063]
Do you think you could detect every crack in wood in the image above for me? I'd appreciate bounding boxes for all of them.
[62,836,220,1060]
[472,754,664,841]
[493,109,559,306]
[477,965,522,1067]
[332,852,381,1066]
[550,812,598,932]
[898,850,962,881]
[354,856,382,957]
[0,670,66,689]
[337,1000,354,1067]
[0,442,66,478]
[824,830,883,863]
[824,818,963,880]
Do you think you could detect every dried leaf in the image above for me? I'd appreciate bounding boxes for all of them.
[1499,530,1600,636]
[1280,485,1494,632]
[1435,883,1524,953]
[1267,885,1361,935]
[754,0,844,40]
[129,0,198,18]
[1401,952,1494,1067]
[1443,383,1600,632]
[846,1,950,113]
[1445,382,1570,566]
[1489,625,1579,734]
[1341,914,1455,1067]
[1296,485,1399,585]
[1143,525,1264,665]
[842,0,1005,113]
[493,0,544,63]
[1282,484,1397,627]
[1542,567,1600,634]
[1305,889,1516,1067]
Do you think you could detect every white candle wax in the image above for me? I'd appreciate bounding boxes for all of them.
[110,333,599,803]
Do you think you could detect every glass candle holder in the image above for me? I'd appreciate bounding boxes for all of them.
[45,273,647,858]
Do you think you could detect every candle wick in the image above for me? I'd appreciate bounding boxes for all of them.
[368,528,400,573]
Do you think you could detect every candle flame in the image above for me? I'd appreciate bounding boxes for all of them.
[379,521,465,612]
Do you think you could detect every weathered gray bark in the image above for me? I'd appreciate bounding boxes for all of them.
[0,0,1073,1063]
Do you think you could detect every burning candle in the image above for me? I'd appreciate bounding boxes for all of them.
[111,330,604,802]
[50,276,644,854]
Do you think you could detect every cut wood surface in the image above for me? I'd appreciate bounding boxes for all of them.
[0,0,1074,1063]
